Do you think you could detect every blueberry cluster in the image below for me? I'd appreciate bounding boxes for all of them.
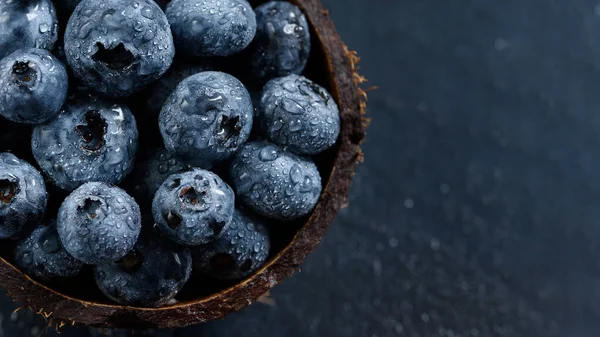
[0,0,340,307]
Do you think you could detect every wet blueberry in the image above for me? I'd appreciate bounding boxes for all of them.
[248,1,310,81]
[166,0,256,57]
[0,48,68,125]
[152,169,235,246]
[147,60,217,118]
[0,152,47,240]
[57,182,141,265]
[128,148,189,206]
[64,0,174,97]
[193,208,270,280]
[94,232,192,306]
[14,221,84,281]
[229,141,321,220]
[258,74,340,155]
[32,96,138,191]
[159,71,253,168]
[0,0,58,59]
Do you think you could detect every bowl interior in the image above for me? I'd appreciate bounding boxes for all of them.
[0,0,339,307]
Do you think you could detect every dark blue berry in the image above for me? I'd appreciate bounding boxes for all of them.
[165,0,256,57]
[159,71,253,168]
[129,148,189,205]
[152,169,235,246]
[193,209,270,280]
[147,60,217,118]
[229,141,321,220]
[0,0,58,59]
[0,153,47,239]
[94,232,191,306]
[64,0,174,97]
[57,182,141,265]
[248,1,310,81]
[14,221,83,281]
[32,97,138,191]
[0,48,68,125]
[258,74,340,155]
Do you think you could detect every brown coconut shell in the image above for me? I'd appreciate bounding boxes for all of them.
[0,0,367,329]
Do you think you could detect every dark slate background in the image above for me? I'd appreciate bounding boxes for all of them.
[3,0,600,336]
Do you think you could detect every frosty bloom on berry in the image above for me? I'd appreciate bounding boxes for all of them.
[14,221,84,281]
[152,169,235,246]
[229,141,321,220]
[258,74,340,155]
[0,48,68,124]
[32,96,138,191]
[159,71,253,168]
[57,182,141,265]
[193,208,270,280]
[64,0,174,97]
[0,153,47,240]
[0,0,58,59]
[94,232,191,306]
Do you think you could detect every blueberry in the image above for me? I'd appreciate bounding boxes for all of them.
[64,0,174,97]
[0,153,47,239]
[14,221,83,281]
[165,0,256,57]
[193,209,270,280]
[128,148,188,205]
[57,182,141,265]
[248,1,311,81]
[152,169,235,246]
[229,141,321,220]
[258,74,340,155]
[147,60,217,118]
[94,232,191,306]
[32,97,138,191]
[0,0,58,59]
[159,71,253,168]
[0,48,68,125]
